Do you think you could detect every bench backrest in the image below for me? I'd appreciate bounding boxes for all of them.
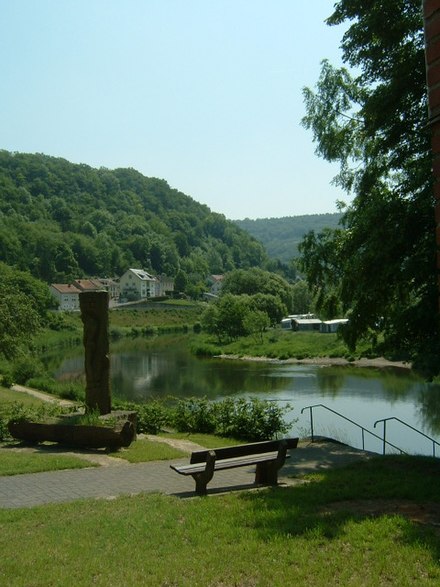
[189,437,299,464]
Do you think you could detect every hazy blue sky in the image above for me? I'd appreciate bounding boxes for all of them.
[1,1,348,220]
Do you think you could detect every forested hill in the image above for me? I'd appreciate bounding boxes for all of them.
[0,150,268,288]
[234,214,342,263]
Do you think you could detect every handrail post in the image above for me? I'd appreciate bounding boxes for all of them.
[310,407,315,442]
[382,420,387,456]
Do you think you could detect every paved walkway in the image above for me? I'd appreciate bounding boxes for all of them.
[0,438,372,509]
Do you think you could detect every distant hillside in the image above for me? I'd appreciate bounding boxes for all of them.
[234,214,342,263]
[0,150,267,286]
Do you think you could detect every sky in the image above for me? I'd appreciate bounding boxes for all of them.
[0,1,348,220]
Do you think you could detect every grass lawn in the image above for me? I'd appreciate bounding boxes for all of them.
[108,438,187,463]
[0,386,44,408]
[0,455,439,586]
[192,330,378,361]
[0,446,96,476]
[159,431,246,448]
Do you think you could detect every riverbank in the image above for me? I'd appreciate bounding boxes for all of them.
[216,354,412,370]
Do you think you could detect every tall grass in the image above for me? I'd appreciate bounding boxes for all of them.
[191,330,376,361]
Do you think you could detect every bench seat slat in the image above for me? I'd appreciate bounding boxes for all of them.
[171,451,289,476]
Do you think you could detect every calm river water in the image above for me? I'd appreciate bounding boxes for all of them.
[53,336,440,457]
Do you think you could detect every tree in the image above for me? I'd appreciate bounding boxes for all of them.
[243,310,271,343]
[0,287,41,359]
[300,0,439,374]
[0,264,53,359]
[249,293,287,326]
[174,270,188,294]
[221,268,293,312]
[291,280,314,315]
[201,294,252,341]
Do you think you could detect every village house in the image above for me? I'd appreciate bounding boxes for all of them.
[72,278,120,302]
[119,268,174,301]
[50,270,173,310]
[49,283,81,311]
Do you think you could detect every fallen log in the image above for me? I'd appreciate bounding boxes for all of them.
[8,419,135,449]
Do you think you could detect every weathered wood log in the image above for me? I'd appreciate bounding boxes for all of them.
[8,419,135,449]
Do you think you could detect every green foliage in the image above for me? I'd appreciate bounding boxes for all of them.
[291,279,313,314]
[1,371,13,388]
[5,401,65,425]
[201,294,253,341]
[0,263,56,360]
[11,356,43,385]
[235,213,342,263]
[172,397,217,434]
[300,0,439,375]
[0,150,268,285]
[115,400,171,435]
[0,417,8,441]
[171,397,292,441]
[27,376,85,402]
[221,268,293,312]
[243,310,270,343]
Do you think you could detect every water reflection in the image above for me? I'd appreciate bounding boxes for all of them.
[52,335,440,456]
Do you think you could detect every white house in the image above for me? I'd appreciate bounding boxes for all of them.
[320,319,349,333]
[95,278,120,301]
[50,283,81,311]
[119,268,158,301]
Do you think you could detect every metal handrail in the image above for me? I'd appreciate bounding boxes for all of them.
[374,417,440,457]
[301,404,406,455]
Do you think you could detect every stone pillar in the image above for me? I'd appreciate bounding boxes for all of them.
[79,291,111,415]
[424,0,440,311]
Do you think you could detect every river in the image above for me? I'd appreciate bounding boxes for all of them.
[53,335,440,457]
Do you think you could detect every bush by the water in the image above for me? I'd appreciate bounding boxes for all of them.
[116,396,292,441]
[171,396,292,441]
[114,400,170,435]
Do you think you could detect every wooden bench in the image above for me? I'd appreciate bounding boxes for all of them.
[170,437,299,495]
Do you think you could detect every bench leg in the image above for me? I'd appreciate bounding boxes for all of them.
[254,440,288,486]
[255,461,279,485]
[192,450,216,495]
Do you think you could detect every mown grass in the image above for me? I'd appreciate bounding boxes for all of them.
[160,431,246,448]
[0,455,439,586]
[0,386,43,408]
[108,438,187,463]
[0,447,95,476]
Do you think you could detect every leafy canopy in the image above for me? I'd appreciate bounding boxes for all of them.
[300,0,439,374]
[0,151,268,285]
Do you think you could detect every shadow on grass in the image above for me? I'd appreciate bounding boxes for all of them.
[238,455,440,560]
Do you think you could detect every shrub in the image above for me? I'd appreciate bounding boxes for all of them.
[1,371,13,388]
[0,416,10,441]
[171,397,292,441]
[11,356,43,385]
[114,400,171,435]
[134,401,170,435]
[172,397,217,434]
[215,397,292,441]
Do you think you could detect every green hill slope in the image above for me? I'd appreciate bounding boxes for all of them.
[0,150,267,284]
[234,214,342,263]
